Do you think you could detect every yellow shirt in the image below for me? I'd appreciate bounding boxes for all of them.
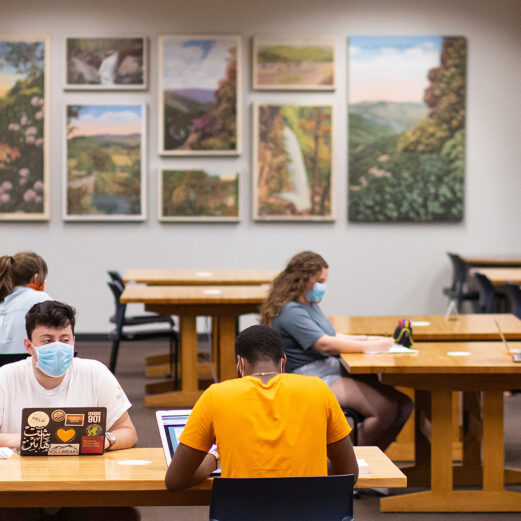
[179,373,351,478]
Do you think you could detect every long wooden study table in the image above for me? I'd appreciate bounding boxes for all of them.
[120,285,269,407]
[0,447,406,507]
[460,255,521,267]
[341,342,521,512]
[471,267,521,285]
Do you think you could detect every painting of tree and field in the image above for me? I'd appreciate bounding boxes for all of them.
[254,104,333,220]
[159,36,239,155]
[0,36,48,220]
[348,36,466,223]
[160,169,239,221]
[65,104,145,220]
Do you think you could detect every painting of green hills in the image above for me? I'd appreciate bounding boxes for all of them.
[348,36,466,223]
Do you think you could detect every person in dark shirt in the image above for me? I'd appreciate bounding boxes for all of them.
[262,251,412,450]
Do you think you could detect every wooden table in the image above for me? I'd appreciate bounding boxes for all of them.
[472,268,521,285]
[0,447,406,507]
[329,314,521,341]
[341,342,521,512]
[120,285,268,407]
[123,269,278,286]
[461,255,521,267]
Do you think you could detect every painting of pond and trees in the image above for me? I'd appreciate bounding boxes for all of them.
[254,103,333,221]
[159,35,240,156]
[348,36,466,223]
[160,169,239,221]
[65,104,145,221]
[0,36,48,220]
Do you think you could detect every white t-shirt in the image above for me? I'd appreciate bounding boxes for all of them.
[0,286,52,354]
[0,357,131,434]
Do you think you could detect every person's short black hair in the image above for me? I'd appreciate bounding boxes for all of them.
[25,301,76,340]
[235,325,284,364]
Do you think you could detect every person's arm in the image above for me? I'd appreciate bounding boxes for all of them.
[165,443,218,491]
[105,411,137,450]
[327,436,359,482]
[314,333,394,355]
[0,433,20,449]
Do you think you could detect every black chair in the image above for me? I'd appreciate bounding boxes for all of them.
[505,282,521,319]
[0,353,30,367]
[107,270,125,285]
[343,407,364,445]
[209,474,354,521]
[474,272,507,313]
[107,281,179,386]
[443,253,479,313]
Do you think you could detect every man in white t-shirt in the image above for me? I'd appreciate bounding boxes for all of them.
[0,300,139,521]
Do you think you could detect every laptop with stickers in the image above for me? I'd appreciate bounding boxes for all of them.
[20,407,107,456]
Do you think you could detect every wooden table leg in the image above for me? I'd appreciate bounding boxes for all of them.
[218,315,238,381]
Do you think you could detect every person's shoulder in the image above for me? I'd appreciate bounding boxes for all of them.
[0,358,29,383]
[278,301,306,318]
[282,372,330,392]
[71,358,111,377]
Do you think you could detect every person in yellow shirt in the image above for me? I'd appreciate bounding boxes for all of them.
[165,325,358,491]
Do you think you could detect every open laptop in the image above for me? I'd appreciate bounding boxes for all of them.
[156,409,220,474]
[495,320,521,363]
[20,407,107,456]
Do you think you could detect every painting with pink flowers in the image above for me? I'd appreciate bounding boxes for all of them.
[0,36,49,220]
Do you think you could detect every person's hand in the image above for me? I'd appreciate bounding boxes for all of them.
[372,337,394,352]
[1,433,21,449]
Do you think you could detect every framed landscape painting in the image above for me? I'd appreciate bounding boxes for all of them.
[0,35,49,221]
[348,36,466,223]
[253,36,336,90]
[158,35,240,156]
[64,103,146,221]
[65,37,147,89]
[253,103,334,221]
[160,169,239,221]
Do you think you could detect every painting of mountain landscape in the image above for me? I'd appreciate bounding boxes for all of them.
[348,36,466,223]
[0,36,48,220]
[253,36,335,90]
[65,104,145,220]
[254,103,333,221]
[160,169,239,221]
[159,35,239,155]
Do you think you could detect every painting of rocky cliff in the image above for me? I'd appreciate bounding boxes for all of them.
[65,37,146,89]
[348,36,466,223]
[160,169,239,221]
[253,36,335,90]
[65,104,145,220]
[0,35,49,220]
[159,35,240,155]
[254,103,333,221]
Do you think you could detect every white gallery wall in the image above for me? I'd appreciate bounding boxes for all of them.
[1,0,520,333]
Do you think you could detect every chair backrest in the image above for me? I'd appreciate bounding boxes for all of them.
[107,280,127,334]
[447,252,468,292]
[474,273,496,313]
[107,271,125,286]
[209,474,354,521]
[0,353,30,367]
[505,282,521,319]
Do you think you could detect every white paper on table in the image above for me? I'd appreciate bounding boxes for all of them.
[0,447,14,459]
[411,321,431,327]
[357,458,370,474]
[389,345,419,354]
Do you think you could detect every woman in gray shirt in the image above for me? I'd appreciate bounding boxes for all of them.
[262,251,412,451]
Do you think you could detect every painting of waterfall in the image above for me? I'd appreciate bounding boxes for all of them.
[159,35,240,155]
[348,36,466,223]
[64,104,146,221]
[254,103,333,220]
[253,36,336,90]
[0,35,49,221]
[160,169,239,221]
[65,37,146,89]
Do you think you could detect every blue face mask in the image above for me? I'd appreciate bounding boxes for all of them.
[306,282,327,303]
[34,342,74,378]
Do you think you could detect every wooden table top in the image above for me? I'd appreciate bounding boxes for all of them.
[471,268,521,285]
[0,447,406,492]
[329,314,521,340]
[120,285,269,305]
[123,269,279,286]
[340,341,521,374]
[461,255,521,267]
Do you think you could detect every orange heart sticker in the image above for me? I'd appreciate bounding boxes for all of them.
[57,428,75,443]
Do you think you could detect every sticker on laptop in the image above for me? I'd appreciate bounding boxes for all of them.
[48,444,80,455]
[56,428,76,443]
[65,414,84,426]
[81,436,104,454]
[51,410,66,422]
[28,411,49,428]
[86,424,103,436]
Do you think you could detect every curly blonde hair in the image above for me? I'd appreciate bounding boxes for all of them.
[260,251,328,326]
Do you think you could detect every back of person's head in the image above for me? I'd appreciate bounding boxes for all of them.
[25,301,76,341]
[235,325,284,364]
[260,251,328,325]
[0,251,48,302]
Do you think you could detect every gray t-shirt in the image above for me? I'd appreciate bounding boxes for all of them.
[272,301,336,372]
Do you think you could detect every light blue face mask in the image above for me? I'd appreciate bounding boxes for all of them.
[34,342,74,378]
[306,282,327,303]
